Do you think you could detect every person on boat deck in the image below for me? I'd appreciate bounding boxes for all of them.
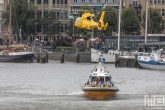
[96,77,100,85]
[87,79,89,85]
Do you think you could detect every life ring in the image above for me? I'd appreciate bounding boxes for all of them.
[160,54,163,58]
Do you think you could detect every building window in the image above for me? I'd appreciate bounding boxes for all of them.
[37,10,42,18]
[37,24,41,32]
[113,0,116,3]
[105,0,108,3]
[158,0,161,4]
[65,24,67,32]
[44,0,48,4]
[57,11,59,18]
[61,24,63,32]
[150,0,152,4]
[97,0,100,3]
[61,0,63,4]
[65,11,68,18]
[53,0,56,4]
[133,1,137,6]
[30,0,34,3]
[82,0,85,3]
[162,0,165,4]
[37,0,41,4]
[154,0,156,4]
[61,11,63,19]
[57,0,59,4]
[74,0,77,3]
[162,9,165,16]
[44,10,48,18]
[65,0,67,4]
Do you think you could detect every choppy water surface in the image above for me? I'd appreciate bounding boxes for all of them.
[0,61,165,110]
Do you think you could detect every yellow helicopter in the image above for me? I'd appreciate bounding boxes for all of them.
[74,10,108,31]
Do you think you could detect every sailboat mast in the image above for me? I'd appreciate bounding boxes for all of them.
[8,0,12,46]
[117,0,122,50]
[145,0,148,43]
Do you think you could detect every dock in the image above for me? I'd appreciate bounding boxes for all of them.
[115,53,138,68]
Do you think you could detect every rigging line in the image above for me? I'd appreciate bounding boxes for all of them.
[13,0,19,36]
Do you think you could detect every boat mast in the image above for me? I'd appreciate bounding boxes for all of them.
[8,0,12,46]
[145,0,148,43]
[117,0,122,50]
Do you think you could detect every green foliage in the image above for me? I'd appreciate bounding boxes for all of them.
[78,5,92,17]
[39,10,59,38]
[122,6,140,35]
[2,0,37,39]
[56,46,85,51]
[142,7,163,33]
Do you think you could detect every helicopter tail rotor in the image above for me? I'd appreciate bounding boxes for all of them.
[97,11,108,30]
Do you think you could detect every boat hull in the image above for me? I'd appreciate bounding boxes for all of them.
[82,86,119,100]
[0,54,34,62]
[91,48,121,63]
[138,60,165,70]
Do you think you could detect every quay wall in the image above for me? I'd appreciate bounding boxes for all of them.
[48,50,91,63]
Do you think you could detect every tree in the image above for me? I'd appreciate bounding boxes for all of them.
[142,7,162,33]
[2,0,37,41]
[39,10,59,41]
[78,5,92,17]
[122,6,140,35]
[95,6,118,36]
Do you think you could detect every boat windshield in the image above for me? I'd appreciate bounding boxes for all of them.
[91,76,97,81]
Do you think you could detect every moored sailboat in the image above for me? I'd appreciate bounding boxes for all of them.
[0,0,34,62]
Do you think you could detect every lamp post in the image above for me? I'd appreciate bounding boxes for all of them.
[69,14,74,41]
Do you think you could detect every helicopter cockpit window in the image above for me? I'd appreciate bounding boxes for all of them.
[75,17,82,22]
[87,16,91,20]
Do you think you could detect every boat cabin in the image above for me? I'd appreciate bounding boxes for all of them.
[85,63,114,87]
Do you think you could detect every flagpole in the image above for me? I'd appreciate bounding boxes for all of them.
[145,0,148,43]
[9,0,12,46]
[20,29,22,44]
[118,0,122,50]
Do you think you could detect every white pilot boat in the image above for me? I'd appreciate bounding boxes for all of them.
[82,61,119,100]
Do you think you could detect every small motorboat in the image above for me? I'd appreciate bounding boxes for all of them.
[137,49,165,70]
[82,60,119,100]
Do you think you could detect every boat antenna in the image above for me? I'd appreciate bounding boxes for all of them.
[8,0,12,46]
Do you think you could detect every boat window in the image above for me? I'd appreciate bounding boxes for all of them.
[100,76,104,82]
[91,76,97,81]
[105,77,110,81]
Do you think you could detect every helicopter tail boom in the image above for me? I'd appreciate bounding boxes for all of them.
[97,11,108,30]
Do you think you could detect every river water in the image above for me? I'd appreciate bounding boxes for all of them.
[0,61,165,110]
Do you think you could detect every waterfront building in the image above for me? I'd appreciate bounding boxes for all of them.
[104,34,165,50]
[125,0,165,34]
[71,0,119,17]
[2,0,71,43]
